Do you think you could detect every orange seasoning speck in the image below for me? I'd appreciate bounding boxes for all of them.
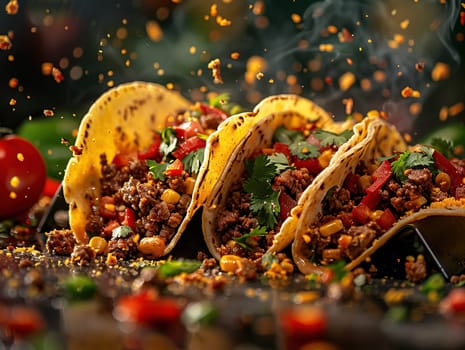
[291,13,301,24]
[5,0,18,15]
[401,86,421,98]
[431,62,450,81]
[230,52,240,60]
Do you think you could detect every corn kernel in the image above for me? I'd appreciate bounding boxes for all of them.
[358,174,372,192]
[138,236,166,258]
[88,236,108,255]
[319,219,343,237]
[161,189,181,204]
[219,254,242,273]
[370,210,384,221]
[318,149,334,169]
[184,177,196,195]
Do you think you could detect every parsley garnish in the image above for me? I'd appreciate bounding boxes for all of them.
[314,129,354,147]
[429,137,455,159]
[182,148,205,175]
[159,127,178,160]
[147,159,168,181]
[391,147,435,182]
[243,154,286,229]
[233,226,268,250]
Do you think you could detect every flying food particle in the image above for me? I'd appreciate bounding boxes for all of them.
[338,72,356,91]
[401,86,420,98]
[208,58,223,84]
[0,35,12,50]
[431,62,450,81]
[5,0,18,14]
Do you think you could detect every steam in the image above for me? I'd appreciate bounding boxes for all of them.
[253,0,462,133]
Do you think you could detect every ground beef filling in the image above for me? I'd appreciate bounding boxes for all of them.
[85,154,192,258]
[308,164,451,265]
[216,167,314,259]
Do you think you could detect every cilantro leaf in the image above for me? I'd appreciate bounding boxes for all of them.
[314,129,354,147]
[157,260,202,278]
[289,141,320,160]
[269,153,294,172]
[429,137,455,159]
[249,190,280,229]
[391,148,435,182]
[233,226,268,250]
[272,125,305,145]
[147,160,168,181]
[159,128,178,160]
[244,155,277,195]
[182,148,205,175]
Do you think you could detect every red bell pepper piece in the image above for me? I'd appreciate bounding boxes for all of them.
[112,153,130,167]
[376,208,396,230]
[278,191,297,220]
[137,133,161,161]
[361,160,392,210]
[121,207,136,231]
[351,202,371,224]
[174,120,204,140]
[165,158,184,177]
[199,103,228,121]
[172,136,206,160]
[293,157,322,175]
[433,150,464,194]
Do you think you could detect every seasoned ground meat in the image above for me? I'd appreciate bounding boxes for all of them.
[46,229,76,255]
[405,255,427,283]
[108,234,138,260]
[71,245,96,266]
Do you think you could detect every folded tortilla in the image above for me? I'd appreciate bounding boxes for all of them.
[63,81,243,257]
[202,95,355,261]
[291,114,465,275]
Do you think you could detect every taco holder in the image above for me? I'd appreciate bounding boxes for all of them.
[368,215,465,280]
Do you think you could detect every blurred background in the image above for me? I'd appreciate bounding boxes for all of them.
[0,0,464,179]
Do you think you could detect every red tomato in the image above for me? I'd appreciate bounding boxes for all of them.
[279,191,297,220]
[0,132,46,219]
[293,157,322,175]
[165,158,184,176]
[137,133,162,161]
[376,208,396,230]
[351,202,371,224]
[174,120,204,140]
[115,290,182,327]
[172,136,206,160]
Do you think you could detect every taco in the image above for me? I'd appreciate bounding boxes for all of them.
[201,95,355,263]
[63,81,240,259]
[292,114,465,276]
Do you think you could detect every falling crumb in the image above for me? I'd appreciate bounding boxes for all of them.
[319,43,334,52]
[338,72,356,91]
[291,13,301,24]
[400,19,409,30]
[5,0,18,15]
[342,98,354,115]
[449,102,465,117]
[146,20,163,42]
[8,77,18,88]
[401,86,420,98]
[52,67,64,83]
[439,106,449,121]
[0,35,12,50]
[230,52,240,60]
[431,62,450,81]
[216,16,231,27]
[9,98,16,106]
[256,72,264,80]
[60,138,69,145]
[415,61,424,72]
[207,58,223,84]
[43,109,54,117]
[69,145,82,156]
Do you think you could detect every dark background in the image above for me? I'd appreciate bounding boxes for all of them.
[1,0,464,139]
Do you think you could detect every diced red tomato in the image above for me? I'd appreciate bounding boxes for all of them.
[293,157,322,175]
[115,289,182,327]
[165,158,184,177]
[440,288,465,314]
[198,103,228,121]
[351,202,371,224]
[99,196,117,219]
[343,173,360,194]
[172,136,206,160]
[112,153,130,167]
[174,120,204,140]
[137,134,161,161]
[280,306,327,349]
[279,191,297,220]
[42,177,61,197]
[121,207,136,230]
[274,143,292,162]
[376,208,396,230]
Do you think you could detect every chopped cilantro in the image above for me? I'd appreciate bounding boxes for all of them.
[272,125,305,145]
[243,154,286,229]
[269,153,294,172]
[289,141,320,159]
[233,226,268,250]
[147,159,168,181]
[314,129,354,147]
[429,137,455,159]
[159,127,178,160]
[182,148,205,175]
[391,147,435,182]
[112,225,132,239]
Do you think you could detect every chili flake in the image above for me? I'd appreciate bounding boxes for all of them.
[0,35,12,50]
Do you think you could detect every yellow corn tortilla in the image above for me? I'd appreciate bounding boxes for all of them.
[202,95,354,260]
[291,115,410,275]
[63,81,247,256]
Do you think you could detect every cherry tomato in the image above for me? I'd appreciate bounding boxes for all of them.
[0,130,46,219]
